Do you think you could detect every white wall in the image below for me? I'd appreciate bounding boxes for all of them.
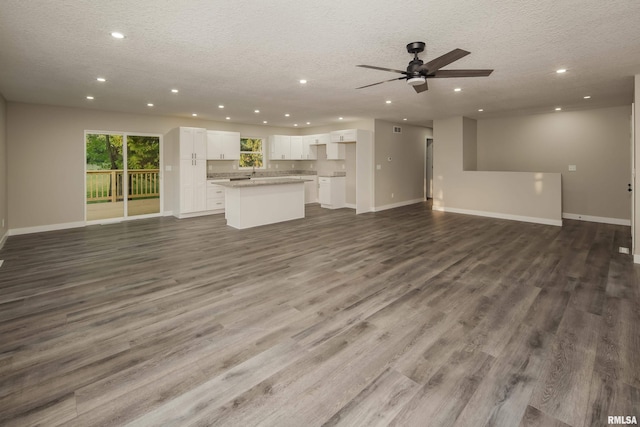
[6,102,294,230]
[0,94,7,246]
[634,75,640,262]
[433,116,563,226]
[477,106,631,222]
[373,119,432,209]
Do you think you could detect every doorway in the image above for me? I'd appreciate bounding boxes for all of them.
[425,138,433,199]
[85,132,162,222]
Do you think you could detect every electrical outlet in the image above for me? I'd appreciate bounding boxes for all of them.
[310,164,314,169]
[342,164,345,169]
[391,193,394,198]
[276,164,279,169]
[376,164,381,170]
[1,219,4,227]
[208,164,213,171]
[568,165,577,171]
[232,164,237,170]
[291,164,294,169]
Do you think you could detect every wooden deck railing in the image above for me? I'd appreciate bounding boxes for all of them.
[86,169,159,203]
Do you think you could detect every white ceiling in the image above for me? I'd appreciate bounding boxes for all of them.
[1,0,639,129]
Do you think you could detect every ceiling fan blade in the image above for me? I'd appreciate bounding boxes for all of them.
[356,76,405,89]
[429,69,493,78]
[357,65,407,75]
[413,80,428,93]
[420,48,470,73]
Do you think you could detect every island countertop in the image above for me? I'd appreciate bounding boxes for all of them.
[214,178,311,188]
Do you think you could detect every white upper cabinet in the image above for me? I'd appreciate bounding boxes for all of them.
[180,127,207,160]
[290,136,304,160]
[330,129,358,143]
[207,131,240,160]
[304,134,330,145]
[269,135,291,160]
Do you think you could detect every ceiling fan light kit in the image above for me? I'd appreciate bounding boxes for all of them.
[357,41,493,93]
[407,76,426,86]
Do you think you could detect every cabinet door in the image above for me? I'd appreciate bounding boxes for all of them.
[180,158,196,213]
[180,128,195,159]
[193,128,207,159]
[270,135,291,160]
[207,131,223,160]
[290,136,304,159]
[223,132,241,160]
[192,160,207,212]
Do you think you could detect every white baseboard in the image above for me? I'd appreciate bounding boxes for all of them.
[0,229,8,249]
[562,212,631,226]
[344,203,356,209]
[163,210,174,217]
[433,206,562,227]
[634,254,640,264]
[372,198,425,212]
[9,221,86,236]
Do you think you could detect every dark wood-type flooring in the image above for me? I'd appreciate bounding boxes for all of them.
[0,203,638,426]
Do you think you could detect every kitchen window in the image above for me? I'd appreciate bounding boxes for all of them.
[239,137,264,168]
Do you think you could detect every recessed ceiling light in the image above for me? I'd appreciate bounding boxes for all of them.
[555,107,562,111]
[254,109,260,113]
[556,69,567,74]
[192,113,197,117]
[478,109,484,112]
[171,89,179,93]
[284,113,290,117]
[584,95,591,99]
[299,79,307,84]
[111,32,125,39]
[294,124,298,127]
[86,96,94,100]
[147,103,154,107]
[225,116,231,120]
[338,117,344,120]
[403,118,408,121]
[454,88,462,92]
[218,105,224,109]
[263,120,268,124]
[306,122,311,125]
[96,77,106,82]
[385,100,392,104]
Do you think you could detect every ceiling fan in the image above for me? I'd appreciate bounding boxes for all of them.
[357,42,493,93]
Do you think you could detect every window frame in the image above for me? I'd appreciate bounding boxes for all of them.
[238,136,265,170]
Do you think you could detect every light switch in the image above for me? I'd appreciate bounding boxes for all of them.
[376,164,381,170]
[568,165,577,171]
[165,165,172,171]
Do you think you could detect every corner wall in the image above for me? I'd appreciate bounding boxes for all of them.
[373,119,432,209]
[477,106,631,223]
[433,116,562,225]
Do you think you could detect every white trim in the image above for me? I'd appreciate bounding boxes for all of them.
[163,210,174,217]
[9,221,86,236]
[372,198,425,212]
[634,254,640,264]
[433,206,562,226]
[177,210,221,219]
[562,213,631,226]
[344,203,356,209]
[0,230,8,249]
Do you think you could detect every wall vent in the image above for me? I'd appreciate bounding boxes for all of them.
[393,126,402,134]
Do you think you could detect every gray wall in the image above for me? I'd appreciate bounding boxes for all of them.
[0,94,7,243]
[7,102,294,230]
[462,117,477,171]
[373,119,432,208]
[477,105,632,221]
[433,116,563,225]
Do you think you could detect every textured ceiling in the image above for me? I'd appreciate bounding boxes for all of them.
[1,0,639,129]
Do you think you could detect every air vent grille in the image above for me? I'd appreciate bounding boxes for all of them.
[393,126,402,134]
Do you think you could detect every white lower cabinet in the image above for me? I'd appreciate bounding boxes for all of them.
[318,177,345,209]
[206,179,229,212]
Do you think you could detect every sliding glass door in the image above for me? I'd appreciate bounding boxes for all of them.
[85,132,161,222]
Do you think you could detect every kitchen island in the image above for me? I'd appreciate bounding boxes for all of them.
[215,178,308,229]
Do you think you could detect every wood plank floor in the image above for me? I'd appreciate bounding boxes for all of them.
[0,203,638,426]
